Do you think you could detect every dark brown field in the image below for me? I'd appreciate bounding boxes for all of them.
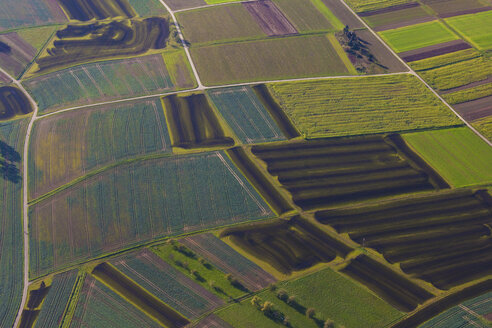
[0,86,33,121]
[400,40,471,62]
[36,17,169,72]
[454,95,492,121]
[57,0,136,21]
[243,0,298,36]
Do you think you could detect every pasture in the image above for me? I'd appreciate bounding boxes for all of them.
[268,75,460,137]
[0,0,66,30]
[191,34,352,85]
[23,54,176,113]
[29,151,272,277]
[208,86,286,144]
[0,118,27,328]
[379,21,458,53]
[403,127,492,187]
[29,98,172,200]
[273,0,341,32]
[445,10,492,49]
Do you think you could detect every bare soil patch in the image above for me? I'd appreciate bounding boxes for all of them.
[243,0,298,36]
[400,39,471,62]
[454,95,492,121]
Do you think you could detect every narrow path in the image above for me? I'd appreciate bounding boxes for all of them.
[0,67,39,328]
[338,0,492,147]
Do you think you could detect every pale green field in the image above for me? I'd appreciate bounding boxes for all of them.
[445,10,492,50]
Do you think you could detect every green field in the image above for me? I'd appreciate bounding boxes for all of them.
[345,0,412,12]
[127,0,168,16]
[29,151,272,277]
[268,74,461,138]
[409,48,480,70]
[16,25,59,51]
[29,98,172,200]
[442,83,492,105]
[0,118,27,328]
[403,127,492,187]
[161,50,196,89]
[176,4,265,45]
[217,268,403,328]
[191,35,353,85]
[379,21,458,52]
[445,11,492,50]
[273,0,340,32]
[472,116,492,142]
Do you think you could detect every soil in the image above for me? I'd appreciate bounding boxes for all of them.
[400,40,471,62]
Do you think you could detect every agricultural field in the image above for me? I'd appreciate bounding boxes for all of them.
[403,127,492,187]
[0,86,33,121]
[473,115,492,142]
[422,0,490,17]
[399,40,472,63]
[29,151,272,277]
[0,32,37,78]
[0,0,66,30]
[362,4,434,31]
[207,86,287,144]
[442,82,492,105]
[191,34,353,85]
[243,0,298,36]
[0,118,27,328]
[344,0,413,13]
[57,0,136,21]
[268,74,461,137]
[445,10,492,49]
[29,98,172,200]
[127,0,168,17]
[15,25,59,53]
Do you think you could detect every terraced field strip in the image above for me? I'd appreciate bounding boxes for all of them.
[222,216,353,275]
[251,135,448,210]
[23,54,175,113]
[268,74,461,137]
[208,86,286,144]
[70,274,162,328]
[29,98,171,200]
[317,188,492,290]
[180,233,277,291]
[29,151,272,277]
[34,270,78,328]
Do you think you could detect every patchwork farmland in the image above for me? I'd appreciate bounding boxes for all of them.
[1,0,492,327]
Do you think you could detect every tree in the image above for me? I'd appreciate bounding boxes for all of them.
[306,308,316,319]
[277,289,288,301]
[324,319,335,328]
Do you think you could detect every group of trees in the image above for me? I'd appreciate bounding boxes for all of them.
[0,140,21,183]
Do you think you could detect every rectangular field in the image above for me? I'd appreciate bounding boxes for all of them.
[207,86,287,144]
[180,233,277,291]
[127,0,168,16]
[251,135,449,210]
[0,0,66,30]
[442,82,492,105]
[400,40,472,63]
[29,151,272,277]
[29,98,172,200]
[111,249,223,319]
[272,0,340,32]
[0,118,28,328]
[344,0,413,13]
[317,189,492,290]
[453,95,492,121]
[403,127,492,187]
[191,34,353,85]
[379,21,458,53]
[473,115,492,142]
[445,10,492,50]
[0,32,37,78]
[243,0,298,36]
[408,48,479,70]
[422,0,487,16]
[363,5,432,30]
[23,53,192,113]
[268,74,460,137]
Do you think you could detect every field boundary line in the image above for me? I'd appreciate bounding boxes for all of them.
[337,0,492,147]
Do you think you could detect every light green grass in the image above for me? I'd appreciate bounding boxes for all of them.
[345,0,411,12]
[268,74,461,138]
[379,21,458,53]
[403,127,492,187]
[16,25,59,51]
[191,34,352,85]
[442,83,492,104]
[445,11,492,50]
[217,268,403,328]
[472,116,492,143]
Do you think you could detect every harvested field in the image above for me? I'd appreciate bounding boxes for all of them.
[180,233,277,291]
[268,75,460,138]
[112,249,223,319]
[166,0,206,11]
[422,0,488,16]
[176,4,265,45]
[0,32,37,78]
[162,93,234,149]
[35,18,169,73]
[24,54,176,113]
[473,115,492,142]
[0,0,66,30]
[191,34,352,85]
[340,255,434,312]
[400,40,470,62]
[226,147,293,215]
[0,86,33,121]
[0,118,28,328]
[29,151,272,277]
[127,0,168,16]
[70,275,162,328]
[320,0,365,28]
[251,135,448,210]
[445,11,492,50]
[57,0,136,21]
[29,98,171,200]
[243,0,298,36]
[222,216,353,275]
[317,189,492,290]
[392,279,492,328]
[379,21,458,53]
[207,86,286,144]
[454,95,492,121]
[403,127,492,187]
[409,48,479,71]
[34,270,78,328]
[344,0,413,13]
[272,0,340,32]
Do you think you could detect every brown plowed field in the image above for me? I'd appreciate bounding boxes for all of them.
[0,86,33,121]
[400,40,471,62]
[438,6,492,18]
[374,16,436,32]
[320,0,365,28]
[243,0,298,36]
[454,95,492,121]
[358,1,419,16]
[355,30,407,72]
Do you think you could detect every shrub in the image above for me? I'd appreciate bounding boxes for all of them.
[277,289,288,301]
[306,308,316,319]
[324,319,335,328]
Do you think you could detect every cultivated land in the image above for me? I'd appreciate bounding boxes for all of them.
[273,0,342,32]
[0,0,66,30]
[344,0,412,13]
[445,10,492,49]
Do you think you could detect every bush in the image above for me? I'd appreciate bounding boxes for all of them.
[172,244,196,258]
[287,295,296,305]
[268,283,277,291]
[251,296,262,308]
[198,257,212,269]
[306,308,316,319]
[324,319,335,328]
[277,289,288,301]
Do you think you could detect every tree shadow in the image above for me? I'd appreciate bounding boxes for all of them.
[0,41,11,54]
[0,140,21,184]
